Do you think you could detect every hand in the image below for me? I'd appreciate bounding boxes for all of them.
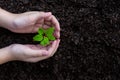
[8,11,60,38]
[0,9,60,64]
[1,39,60,63]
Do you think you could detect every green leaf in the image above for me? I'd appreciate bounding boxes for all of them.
[38,28,44,35]
[44,27,56,40]
[40,37,50,46]
[33,34,43,41]
[44,27,54,35]
[47,34,56,40]
[33,27,56,46]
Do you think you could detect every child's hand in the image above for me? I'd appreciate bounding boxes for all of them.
[1,40,60,63]
[8,11,60,38]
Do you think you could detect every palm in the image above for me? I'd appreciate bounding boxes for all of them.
[10,40,60,62]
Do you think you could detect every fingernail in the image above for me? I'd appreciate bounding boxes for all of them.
[42,52,49,56]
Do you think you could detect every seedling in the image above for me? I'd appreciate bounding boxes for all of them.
[33,27,56,46]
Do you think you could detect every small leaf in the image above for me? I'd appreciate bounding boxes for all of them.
[40,37,50,46]
[33,34,43,41]
[45,27,54,35]
[38,28,44,35]
[47,34,56,40]
[33,27,56,46]
[44,27,55,40]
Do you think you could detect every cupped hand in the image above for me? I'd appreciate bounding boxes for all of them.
[9,11,60,38]
[8,39,60,62]
[0,9,61,64]
[3,11,60,63]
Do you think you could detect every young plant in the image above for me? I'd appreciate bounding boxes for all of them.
[33,27,56,46]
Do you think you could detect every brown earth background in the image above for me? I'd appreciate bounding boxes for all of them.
[0,0,120,80]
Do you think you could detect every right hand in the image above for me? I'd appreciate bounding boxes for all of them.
[6,39,60,63]
[5,11,60,38]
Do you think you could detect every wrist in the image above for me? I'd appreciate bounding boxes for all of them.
[0,46,14,64]
[0,8,15,29]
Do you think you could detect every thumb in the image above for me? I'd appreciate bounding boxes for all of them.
[44,12,52,17]
[36,12,52,20]
[32,12,52,21]
[29,12,52,25]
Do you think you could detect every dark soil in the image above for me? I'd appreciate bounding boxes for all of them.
[0,0,120,80]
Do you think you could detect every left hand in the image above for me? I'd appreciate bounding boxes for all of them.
[0,39,60,64]
[8,40,60,62]
[6,11,60,38]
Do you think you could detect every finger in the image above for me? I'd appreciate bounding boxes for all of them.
[33,12,52,32]
[47,40,57,56]
[51,39,60,56]
[37,12,51,24]
[44,15,60,31]
[51,15,60,31]
[54,31,60,39]
[52,16,60,38]
[44,12,52,20]
[28,12,45,23]
[44,12,52,17]
[39,12,52,18]
[46,15,60,38]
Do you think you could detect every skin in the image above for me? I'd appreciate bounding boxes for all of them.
[0,8,60,64]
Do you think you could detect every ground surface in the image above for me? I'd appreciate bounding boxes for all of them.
[0,0,120,80]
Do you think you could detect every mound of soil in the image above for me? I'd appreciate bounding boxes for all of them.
[0,0,120,80]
